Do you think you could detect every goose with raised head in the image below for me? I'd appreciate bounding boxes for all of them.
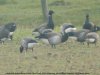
[83,14,95,31]
[32,10,54,36]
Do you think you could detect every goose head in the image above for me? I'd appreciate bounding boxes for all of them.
[86,14,89,18]
[49,10,54,15]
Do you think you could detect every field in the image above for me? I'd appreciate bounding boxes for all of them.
[0,0,100,75]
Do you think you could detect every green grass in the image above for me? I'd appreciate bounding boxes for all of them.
[0,0,100,75]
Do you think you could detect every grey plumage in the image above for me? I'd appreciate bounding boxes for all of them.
[0,27,10,43]
[75,29,90,43]
[36,27,76,48]
[0,22,16,43]
[85,32,99,46]
[20,38,38,53]
[60,23,76,36]
[69,29,100,46]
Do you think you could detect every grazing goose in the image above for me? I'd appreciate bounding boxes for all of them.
[60,23,77,41]
[68,29,99,46]
[32,10,54,36]
[35,29,53,44]
[20,38,39,53]
[36,27,76,48]
[75,29,90,44]
[85,32,99,46]
[67,29,90,44]
[83,14,95,31]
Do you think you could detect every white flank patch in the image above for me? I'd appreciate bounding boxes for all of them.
[8,38,11,40]
[65,28,76,33]
[41,39,49,44]
[28,43,37,48]
[13,24,16,26]
[9,32,14,36]
[86,38,95,43]
[1,38,7,41]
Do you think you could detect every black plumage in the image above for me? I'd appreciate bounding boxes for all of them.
[32,10,54,35]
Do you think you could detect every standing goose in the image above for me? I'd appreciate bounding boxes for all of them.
[20,38,39,53]
[32,10,54,35]
[83,14,95,31]
[36,27,76,48]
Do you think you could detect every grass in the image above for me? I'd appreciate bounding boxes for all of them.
[0,0,100,75]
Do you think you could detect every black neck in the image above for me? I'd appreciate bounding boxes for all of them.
[85,16,89,24]
[61,33,69,42]
[47,14,54,30]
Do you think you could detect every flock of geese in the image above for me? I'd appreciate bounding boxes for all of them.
[0,10,100,53]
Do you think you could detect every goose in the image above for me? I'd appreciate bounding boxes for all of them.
[35,29,53,44]
[4,22,16,40]
[0,22,16,43]
[32,10,54,36]
[67,29,99,46]
[19,37,39,53]
[83,14,95,31]
[0,28,10,44]
[60,23,77,40]
[60,23,76,34]
[75,29,90,44]
[36,27,76,48]
[85,32,99,46]
[93,25,100,32]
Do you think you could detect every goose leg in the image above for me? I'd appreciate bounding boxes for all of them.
[32,48,34,52]
[54,45,56,48]
[25,48,28,52]
[82,42,84,45]
[87,42,89,47]
[51,44,53,48]
[94,42,96,46]
[10,35,13,40]
[2,41,4,45]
